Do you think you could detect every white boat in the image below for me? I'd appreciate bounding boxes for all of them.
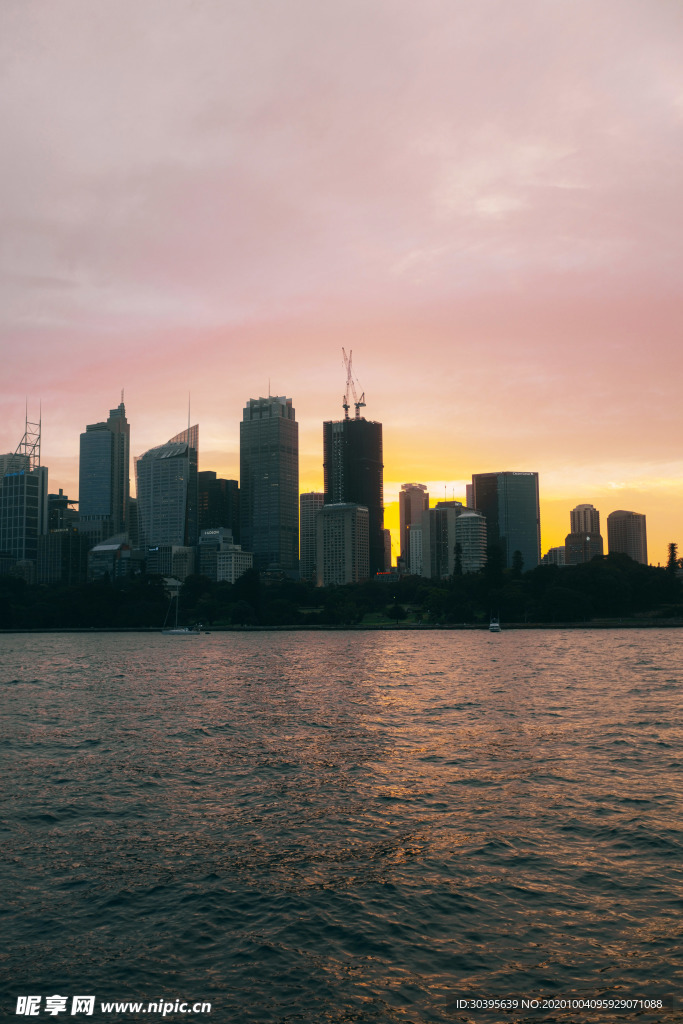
[162,593,201,636]
[489,616,501,632]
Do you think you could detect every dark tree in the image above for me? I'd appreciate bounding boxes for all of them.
[666,542,679,574]
[511,549,524,579]
[484,543,505,581]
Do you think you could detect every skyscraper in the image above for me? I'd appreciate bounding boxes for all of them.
[399,483,429,566]
[471,471,541,571]
[455,510,488,574]
[0,414,48,571]
[135,425,198,550]
[79,400,130,544]
[240,396,299,572]
[323,417,384,575]
[570,503,601,535]
[607,510,648,564]
[299,491,324,580]
[565,503,603,565]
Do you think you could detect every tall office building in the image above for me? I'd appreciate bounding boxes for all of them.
[399,483,429,566]
[323,416,384,574]
[300,491,324,580]
[0,415,48,569]
[407,522,423,575]
[240,396,299,572]
[316,503,369,586]
[455,510,488,574]
[565,503,603,565]
[135,425,199,550]
[198,471,240,540]
[471,471,541,571]
[607,510,648,564]
[570,503,601,535]
[79,400,130,545]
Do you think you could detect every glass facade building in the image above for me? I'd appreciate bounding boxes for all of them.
[135,425,199,550]
[0,463,48,563]
[472,471,541,571]
[240,397,299,572]
[78,401,130,544]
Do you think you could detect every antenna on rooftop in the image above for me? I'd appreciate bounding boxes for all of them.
[13,403,41,471]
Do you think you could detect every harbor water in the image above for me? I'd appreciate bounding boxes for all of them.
[1,629,681,1022]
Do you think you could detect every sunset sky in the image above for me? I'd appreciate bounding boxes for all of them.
[2,0,682,564]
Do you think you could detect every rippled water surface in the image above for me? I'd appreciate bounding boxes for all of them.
[1,629,682,1023]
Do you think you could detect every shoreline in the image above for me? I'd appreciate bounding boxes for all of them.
[1,619,682,634]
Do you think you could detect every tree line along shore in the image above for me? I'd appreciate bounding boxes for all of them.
[1,551,681,630]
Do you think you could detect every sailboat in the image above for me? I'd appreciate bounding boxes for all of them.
[162,592,200,636]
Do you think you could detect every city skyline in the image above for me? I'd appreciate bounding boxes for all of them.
[2,2,682,564]
[0,392,663,568]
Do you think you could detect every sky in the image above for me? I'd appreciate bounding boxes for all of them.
[1,0,682,565]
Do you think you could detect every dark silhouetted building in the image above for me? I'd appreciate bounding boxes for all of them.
[323,417,384,574]
[565,532,603,565]
[38,529,89,585]
[300,491,324,580]
[79,400,130,545]
[240,396,299,572]
[565,503,603,564]
[198,471,239,541]
[48,489,79,530]
[607,510,647,564]
[471,471,540,571]
[0,416,48,571]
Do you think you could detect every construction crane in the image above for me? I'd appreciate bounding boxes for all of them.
[341,348,366,419]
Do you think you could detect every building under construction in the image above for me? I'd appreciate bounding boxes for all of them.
[322,351,385,576]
